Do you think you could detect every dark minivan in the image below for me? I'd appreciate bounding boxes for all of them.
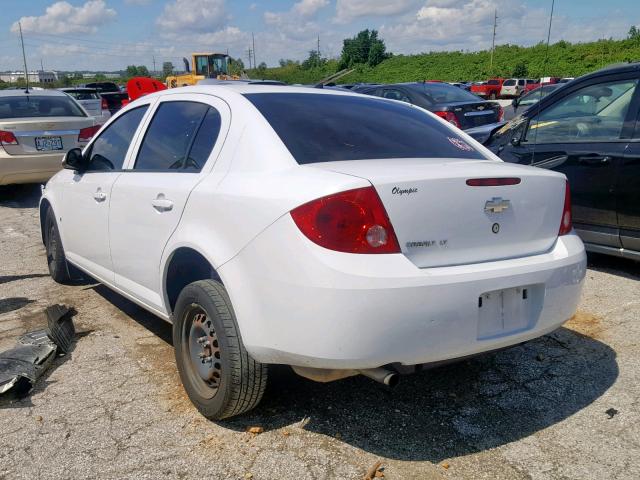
[483,62,640,260]
[353,82,503,130]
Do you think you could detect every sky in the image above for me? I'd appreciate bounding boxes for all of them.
[0,0,639,72]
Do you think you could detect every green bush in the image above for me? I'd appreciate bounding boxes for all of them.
[252,38,640,85]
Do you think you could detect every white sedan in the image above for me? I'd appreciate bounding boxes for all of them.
[39,85,586,419]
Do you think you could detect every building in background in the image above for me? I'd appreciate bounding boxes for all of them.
[0,71,58,84]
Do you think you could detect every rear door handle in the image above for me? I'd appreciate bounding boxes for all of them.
[93,189,106,202]
[151,195,173,212]
[577,155,611,165]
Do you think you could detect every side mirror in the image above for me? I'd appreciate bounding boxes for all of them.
[62,148,87,172]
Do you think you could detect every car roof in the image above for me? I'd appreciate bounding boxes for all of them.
[134,84,363,102]
[0,89,69,98]
[59,87,97,92]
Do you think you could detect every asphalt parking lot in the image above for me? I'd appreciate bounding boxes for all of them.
[1,183,639,480]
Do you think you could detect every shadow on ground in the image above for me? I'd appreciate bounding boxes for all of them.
[587,252,640,280]
[0,184,42,209]
[90,284,618,464]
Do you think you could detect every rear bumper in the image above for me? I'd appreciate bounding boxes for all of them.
[219,215,587,369]
[0,149,65,185]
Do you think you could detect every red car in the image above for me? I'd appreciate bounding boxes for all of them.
[470,78,504,99]
[524,76,561,94]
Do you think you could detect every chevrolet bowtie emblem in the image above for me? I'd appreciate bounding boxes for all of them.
[484,197,511,213]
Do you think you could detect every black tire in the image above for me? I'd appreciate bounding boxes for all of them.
[44,208,71,284]
[489,92,496,100]
[173,279,268,419]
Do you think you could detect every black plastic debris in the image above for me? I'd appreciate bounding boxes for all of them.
[46,304,76,354]
[0,304,75,396]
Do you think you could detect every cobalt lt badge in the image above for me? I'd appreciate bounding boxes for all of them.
[492,223,500,234]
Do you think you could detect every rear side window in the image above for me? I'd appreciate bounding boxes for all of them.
[245,93,486,164]
[135,101,218,171]
[487,80,500,85]
[0,95,86,119]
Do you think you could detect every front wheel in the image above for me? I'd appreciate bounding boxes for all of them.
[44,208,71,284]
[173,279,268,419]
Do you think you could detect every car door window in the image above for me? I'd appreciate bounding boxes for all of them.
[184,108,222,171]
[86,105,148,171]
[382,89,411,103]
[134,101,216,171]
[525,79,638,144]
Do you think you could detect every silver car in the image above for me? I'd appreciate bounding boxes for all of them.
[0,89,98,186]
[59,87,111,125]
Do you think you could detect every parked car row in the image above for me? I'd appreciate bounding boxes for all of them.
[351,81,504,130]
[474,62,640,260]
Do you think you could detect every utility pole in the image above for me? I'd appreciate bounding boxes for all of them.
[40,59,44,72]
[246,48,253,69]
[317,35,321,58]
[18,22,30,92]
[152,56,156,77]
[489,9,497,75]
[252,32,256,68]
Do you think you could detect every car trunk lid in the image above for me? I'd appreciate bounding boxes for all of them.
[308,158,566,268]
[76,99,101,116]
[439,101,501,129]
[0,117,91,156]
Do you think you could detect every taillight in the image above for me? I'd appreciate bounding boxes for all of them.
[78,125,100,142]
[434,111,461,128]
[0,130,18,145]
[559,181,572,236]
[290,186,401,254]
[101,98,108,110]
[497,105,504,121]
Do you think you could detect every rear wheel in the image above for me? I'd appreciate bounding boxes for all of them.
[44,208,71,284]
[489,92,496,100]
[173,279,268,419]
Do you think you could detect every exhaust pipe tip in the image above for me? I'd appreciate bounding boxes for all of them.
[359,368,400,387]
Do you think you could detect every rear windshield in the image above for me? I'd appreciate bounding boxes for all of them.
[245,93,486,164]
[405,83,480,104]
[0,95,86,119]
[64,90,100,100]
[503,79,516,86]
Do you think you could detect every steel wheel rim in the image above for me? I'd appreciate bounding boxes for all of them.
[182,304,222,399]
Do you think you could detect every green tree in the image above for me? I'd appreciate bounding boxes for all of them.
[278,58,299,67]
[228,57,245,76]
[629,25,640,42]
[340,29,388,68]
[95,73,106,81]
[257,62,267,75]
[301,50,325,70]
[125,65,139,77]
[136,65,150,77]
[162,61,174,78]
[512,61,528,77]
[59,74,72,87]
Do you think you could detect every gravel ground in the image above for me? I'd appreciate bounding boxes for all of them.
[1,183,639,480]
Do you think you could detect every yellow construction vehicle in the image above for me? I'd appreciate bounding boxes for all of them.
[166,53,239,88]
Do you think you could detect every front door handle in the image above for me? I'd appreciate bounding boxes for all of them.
[577,155,611,165]
[93,189,106,202]
[152,194,173,212]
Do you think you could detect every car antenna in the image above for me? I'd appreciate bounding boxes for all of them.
[18,22,30,94]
